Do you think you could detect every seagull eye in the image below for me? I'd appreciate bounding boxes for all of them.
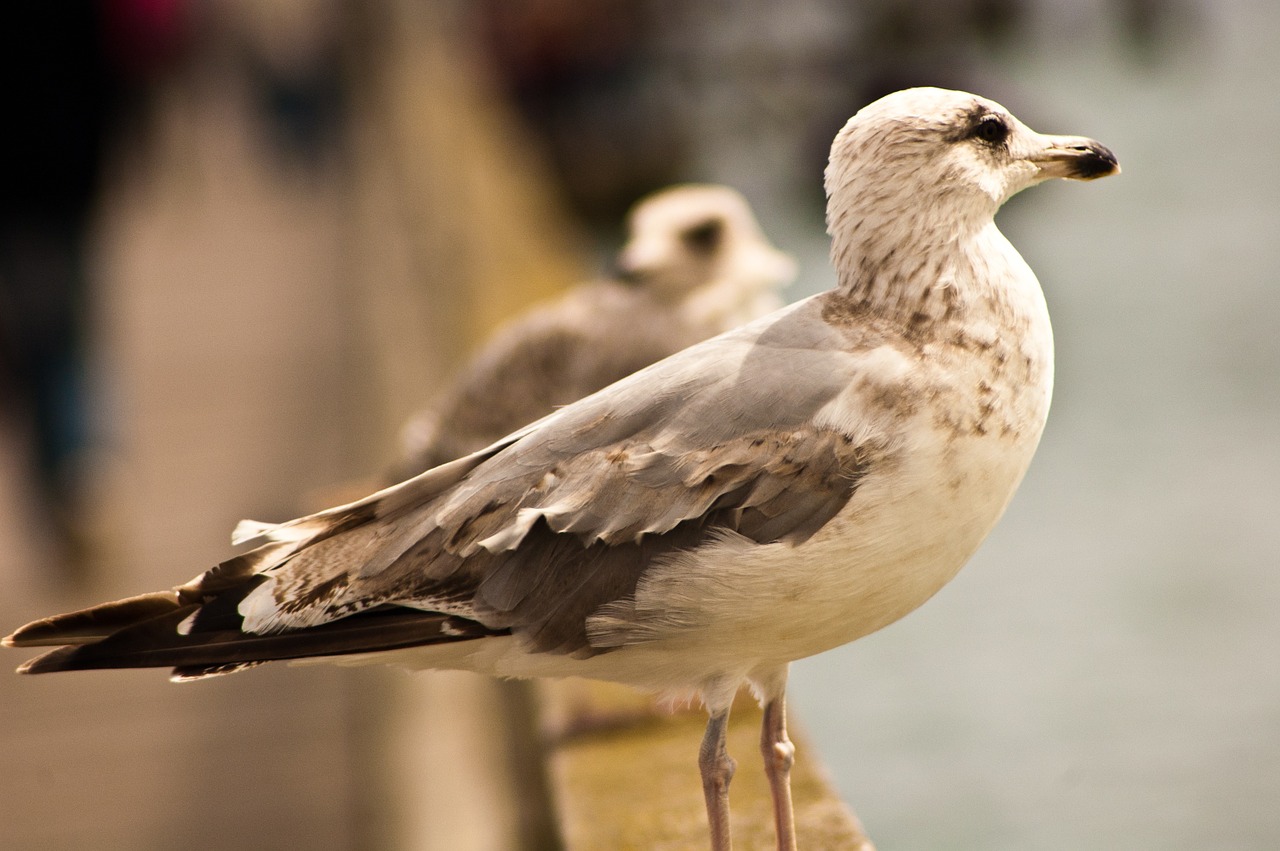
[971,114,1009,145]
[681,219,724,254]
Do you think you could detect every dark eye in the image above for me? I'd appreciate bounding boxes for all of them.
[971,114,1009,145]
[681,219,723,254]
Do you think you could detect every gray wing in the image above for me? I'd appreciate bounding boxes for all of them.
[241,295,882,653]
[11,294,891,670]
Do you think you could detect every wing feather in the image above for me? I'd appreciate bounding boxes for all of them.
[9,295,896,670]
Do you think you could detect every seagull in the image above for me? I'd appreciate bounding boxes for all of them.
[398,183,795,476]
[5,88,1118,850]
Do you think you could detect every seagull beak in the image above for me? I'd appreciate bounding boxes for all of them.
[612,245,650,285]
[1029,135,1121,181]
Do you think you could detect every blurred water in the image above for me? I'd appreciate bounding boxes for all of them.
[782,2,1280,848]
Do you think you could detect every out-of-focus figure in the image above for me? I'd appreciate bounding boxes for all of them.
[396,184,795,477]
[0,1,186,574]
[475,0,681,224]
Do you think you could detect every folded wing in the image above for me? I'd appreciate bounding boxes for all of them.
[7,297,888,676]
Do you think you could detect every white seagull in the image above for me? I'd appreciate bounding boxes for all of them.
[6,88,1118,850]
[399,182,795,475]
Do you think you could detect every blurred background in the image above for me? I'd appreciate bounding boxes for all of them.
[1,0,1277,849]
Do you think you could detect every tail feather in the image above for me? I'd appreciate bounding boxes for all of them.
[171,661,270,681]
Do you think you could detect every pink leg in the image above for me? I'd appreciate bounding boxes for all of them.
[699,709,736,851]
[761,695,798,851]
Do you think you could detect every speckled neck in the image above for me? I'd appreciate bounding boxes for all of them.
[827,214,1008,330]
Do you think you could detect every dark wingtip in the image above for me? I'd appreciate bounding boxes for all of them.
[6,618,86,649]
[15,645,83,675]
[5,591,185,648]
[11,606,505,677]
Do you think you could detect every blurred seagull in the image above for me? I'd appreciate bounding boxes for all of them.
[6,88,1118,851]
[398,183,795,476]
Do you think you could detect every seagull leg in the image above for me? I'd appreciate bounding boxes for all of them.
[699,708,736,851]
[751,665,797,850]
[761,694,798,851]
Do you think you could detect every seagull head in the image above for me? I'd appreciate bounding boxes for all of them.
[614,184,796,301]
[825,87,1119,253]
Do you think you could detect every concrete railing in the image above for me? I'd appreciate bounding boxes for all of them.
[384,671,875,850]
[542,680,875,850]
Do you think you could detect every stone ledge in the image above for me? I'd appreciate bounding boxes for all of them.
[539,678,875,850]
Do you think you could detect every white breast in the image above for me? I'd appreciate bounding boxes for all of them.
[569,230,1055,687]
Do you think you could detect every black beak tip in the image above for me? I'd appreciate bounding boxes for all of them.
[1072,141,1121,179]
